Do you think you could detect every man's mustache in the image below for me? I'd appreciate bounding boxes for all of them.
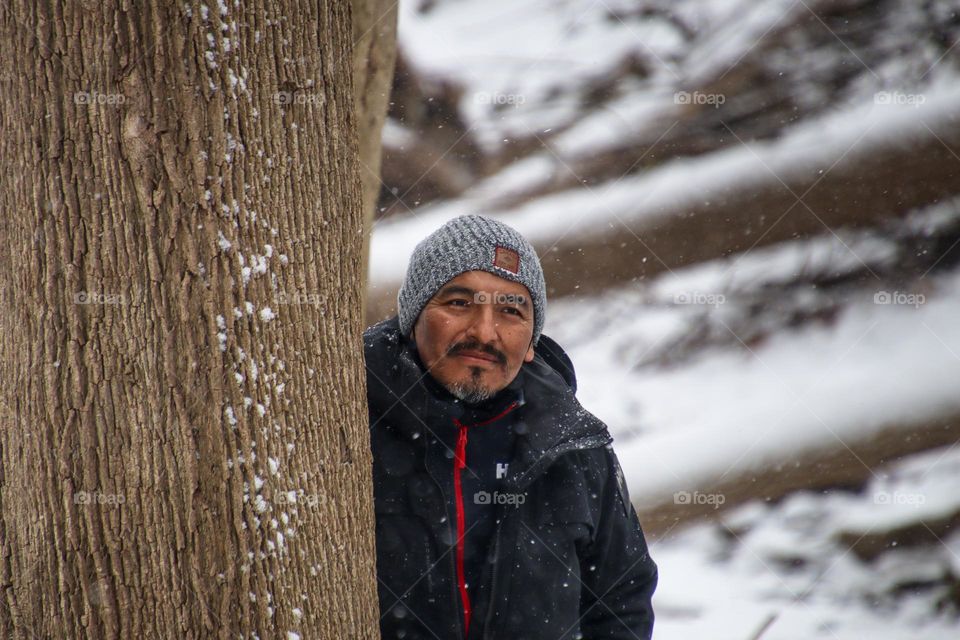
[446,340,507,366]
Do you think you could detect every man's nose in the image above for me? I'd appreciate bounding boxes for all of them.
[466,303,498,345]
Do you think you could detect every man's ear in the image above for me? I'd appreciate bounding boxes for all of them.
[524,342,535,363]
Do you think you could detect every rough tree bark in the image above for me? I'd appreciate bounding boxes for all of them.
[0,1,378,638]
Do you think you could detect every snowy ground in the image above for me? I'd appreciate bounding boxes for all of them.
[397,0,810,149]
[371,60,960,287]
[649,444,960,639]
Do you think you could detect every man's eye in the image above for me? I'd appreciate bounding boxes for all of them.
[502,307,522,317]
[448,299,469,307]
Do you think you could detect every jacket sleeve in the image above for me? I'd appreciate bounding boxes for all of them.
[578,444,658,639]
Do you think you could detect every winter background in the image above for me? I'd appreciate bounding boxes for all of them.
[365,1,960,638]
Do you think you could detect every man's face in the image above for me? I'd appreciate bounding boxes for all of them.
[412,270,536,404]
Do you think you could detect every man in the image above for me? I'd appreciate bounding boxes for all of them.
[365,214,657,639]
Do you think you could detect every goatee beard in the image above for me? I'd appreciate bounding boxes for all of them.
[446,368,495,404]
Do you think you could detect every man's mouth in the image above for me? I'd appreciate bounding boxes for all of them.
[456,350,499,365]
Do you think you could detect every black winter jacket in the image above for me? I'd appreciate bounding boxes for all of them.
[365,317,657,640]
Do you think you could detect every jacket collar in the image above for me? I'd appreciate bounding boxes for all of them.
[364,317,611,489]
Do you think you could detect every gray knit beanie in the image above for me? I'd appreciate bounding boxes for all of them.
[397,214,547,345]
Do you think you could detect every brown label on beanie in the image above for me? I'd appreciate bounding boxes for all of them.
[493,246,520,274]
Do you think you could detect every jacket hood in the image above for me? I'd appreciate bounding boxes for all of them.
[364,316,611,489]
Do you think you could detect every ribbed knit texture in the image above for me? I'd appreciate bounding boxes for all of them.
[397,214,547,345]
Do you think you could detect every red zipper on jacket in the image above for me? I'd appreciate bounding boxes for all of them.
[452,400,519,638]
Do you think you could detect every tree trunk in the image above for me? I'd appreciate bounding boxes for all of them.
[0,2,378,638]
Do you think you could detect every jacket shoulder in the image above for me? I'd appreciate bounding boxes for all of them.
[364,316,402,348]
